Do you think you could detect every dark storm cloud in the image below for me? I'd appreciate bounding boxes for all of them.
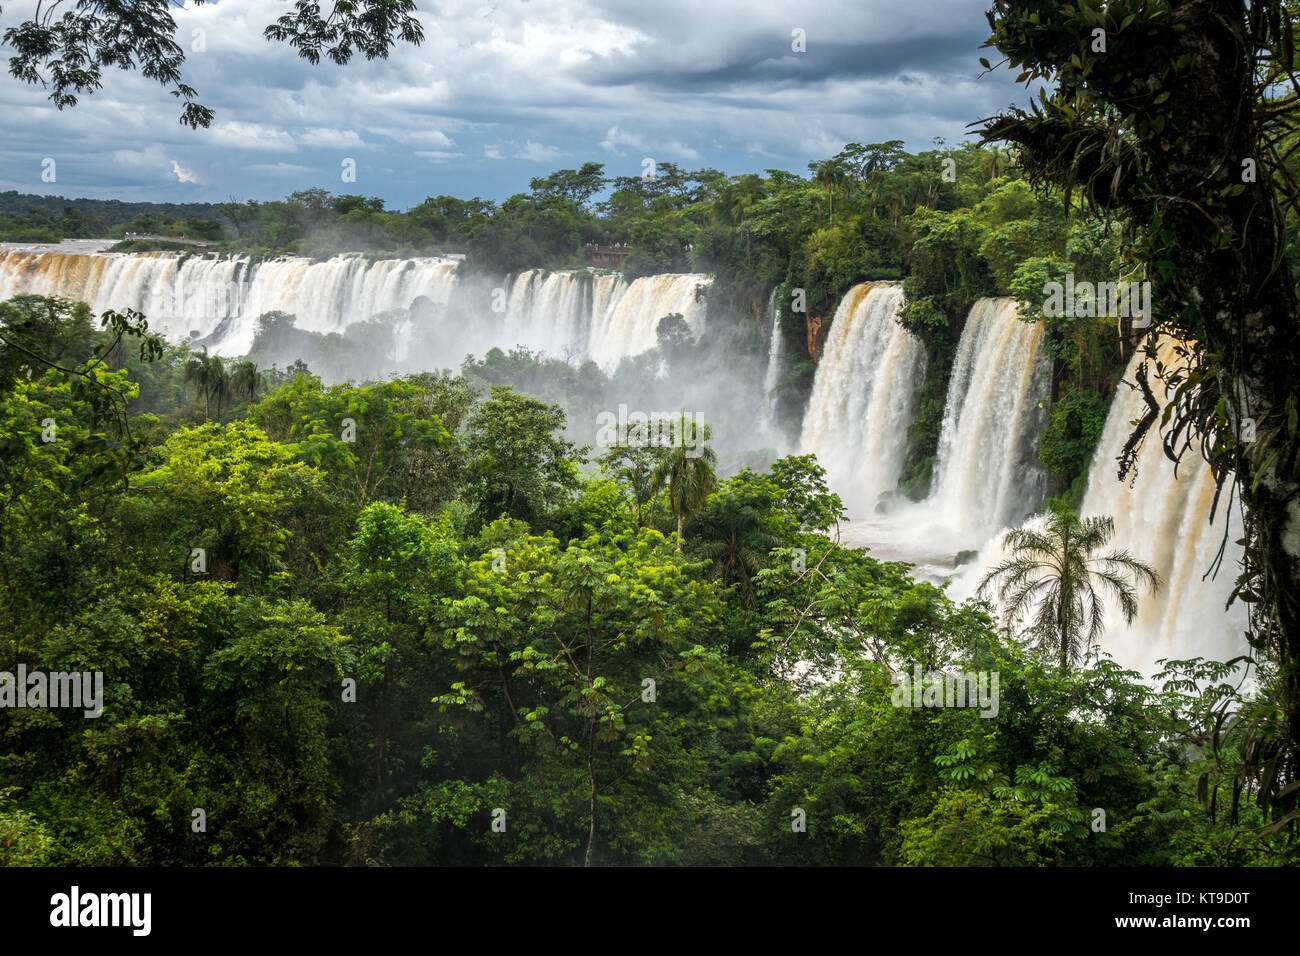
[575,32,984,91]
[0,0,1027,206]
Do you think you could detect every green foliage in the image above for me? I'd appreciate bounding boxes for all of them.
[1039,389,1109,495]
[463,386,581,530]
[1,85,1295,869]
[0,789,52,865]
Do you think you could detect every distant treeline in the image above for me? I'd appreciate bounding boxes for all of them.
[0,190,226,244]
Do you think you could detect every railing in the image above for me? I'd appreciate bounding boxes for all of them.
[121,233,217,247]
[585,245,631,266]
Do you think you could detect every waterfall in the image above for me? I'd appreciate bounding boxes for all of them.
[799,283,926,512]
[756,288,787,448]
[502,270,544,349]
[0,247,461,358]
[0,247,710,373]
[948,337,1250,676]
[1078,338,1249,672]
[502,269,592,358]
[928,298,1050,542]
[587,273,710,373]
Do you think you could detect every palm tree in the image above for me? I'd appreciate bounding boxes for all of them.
[598,444,657,528]
[229,359,264,404]
[809,159,849,225]
[847,140,905,218]
[648,414,717,550]
[977,506,1159,670]
[712,174,765,261]
[184,350,214,418]
[183,350,231,419]
[979,146,1011,182]
[688,492,781,605]
[718,173,766,226]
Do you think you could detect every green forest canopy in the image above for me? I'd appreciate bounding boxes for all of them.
[0,294,1290,866]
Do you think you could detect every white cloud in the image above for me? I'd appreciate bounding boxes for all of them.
[661,140,701,160]
[111,147,164,168]
[380,129,456,149]
[206,121,298,152]
[296,128,367,149]
[518,140,562,162]
[600,125,643,157]
[483,140,565,162]
[170,160,199,183]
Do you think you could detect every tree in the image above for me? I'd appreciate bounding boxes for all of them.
[0,295,162,449]
[716,174,768,228]
[463,386,580,528]
[3,1,424,128]
[341,502,458,815]
[432,525,725,866]
[217,198,259,238]
[229,360,263,405]
[528,163,607,210]
[183,350,229,419]
[133,421,322,583]
[252,376,451,510]
[978,146,1012,183]
[597,443,659,528]
[808,159,848,225]
[648,415,718,549]
[978,507,1158,670]
[766,454,847,534]
[688,488,780,606]
[840,140,906,217]
[979,0,1300,756]
[654,313,693,369]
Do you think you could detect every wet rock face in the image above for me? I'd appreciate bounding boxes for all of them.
[806,313,825,364]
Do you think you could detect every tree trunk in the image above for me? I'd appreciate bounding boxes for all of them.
[1059,523,1070,670]
[374,657,390,815]
[584,732,597,867]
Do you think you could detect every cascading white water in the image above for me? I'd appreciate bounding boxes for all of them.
[0,247,710,372]
[590,273,624,337]
[503,270,544,349]
[756,288,787,449]
[1077,339,1249,672]
[799,282,926,513]
[502,269,592,358]
[948,337,1250,676]
[927,298,1050,542]
[587,273,710,373]
[0,247,461,357]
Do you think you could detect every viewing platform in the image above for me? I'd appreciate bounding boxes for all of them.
[585,244,631,268]
[121,232,219,248]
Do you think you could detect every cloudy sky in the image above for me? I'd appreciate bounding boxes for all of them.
[0,0,1027,209]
